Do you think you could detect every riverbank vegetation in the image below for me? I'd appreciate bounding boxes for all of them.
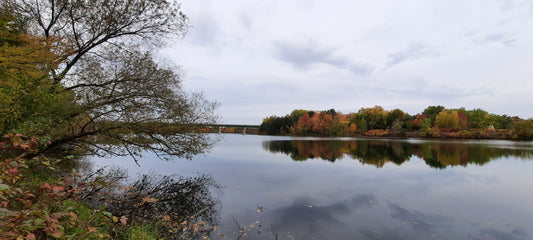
[1,0,219,238]
[260,106,533,139]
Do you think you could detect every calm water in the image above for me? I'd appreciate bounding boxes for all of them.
[87,134,533,240]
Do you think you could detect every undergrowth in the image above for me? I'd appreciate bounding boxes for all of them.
[1,133,220,239]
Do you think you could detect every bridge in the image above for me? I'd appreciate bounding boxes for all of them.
[206,124,260,134]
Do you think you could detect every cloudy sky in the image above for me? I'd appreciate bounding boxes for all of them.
[162,0,533,124]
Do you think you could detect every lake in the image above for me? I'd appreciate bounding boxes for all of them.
[86,134,533,240]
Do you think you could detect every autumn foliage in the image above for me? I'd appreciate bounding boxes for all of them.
[260,106,532,139]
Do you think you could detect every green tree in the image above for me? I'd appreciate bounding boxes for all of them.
[489,114,513,130]
[423,105,445,126]
[289,109,308,125]
[512,120,533,139]
[466,108,489,129]
[359,118,368,132]
[356,106,388,130]
[260,115,292,135]
[387,109,406,130]
[420,118,432,135]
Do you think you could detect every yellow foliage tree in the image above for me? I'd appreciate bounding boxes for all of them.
[435,110,460,129]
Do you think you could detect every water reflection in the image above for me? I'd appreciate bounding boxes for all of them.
[263,139,533,168]
[77,166,222,239]
[272,194,377,239]
[87,135,533,240]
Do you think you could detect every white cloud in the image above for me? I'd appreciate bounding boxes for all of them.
[163,0,533,124]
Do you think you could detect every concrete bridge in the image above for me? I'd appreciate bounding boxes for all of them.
[207,124,260,134]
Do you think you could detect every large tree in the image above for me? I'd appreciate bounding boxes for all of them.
[4,0,218,159]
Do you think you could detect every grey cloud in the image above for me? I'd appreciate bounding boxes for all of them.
[386,44,440,68]
[476,32,517,47]
[189,16,218,45]
[497,0,533,15]
[274,41,373,75]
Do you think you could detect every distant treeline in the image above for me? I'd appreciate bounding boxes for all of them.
[259,106,533,139]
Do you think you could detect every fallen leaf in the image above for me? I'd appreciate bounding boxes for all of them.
[142,197,158,203]
[120,216,128,225]
[68,212,77,220]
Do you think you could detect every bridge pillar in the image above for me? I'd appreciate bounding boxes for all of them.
[219,127,222,134]
[243,127,247,135]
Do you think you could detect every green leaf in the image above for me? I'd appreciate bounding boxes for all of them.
[50,231,62,238]
[34,218,45,225]
[102,211,113,218]
[0,184,10,191]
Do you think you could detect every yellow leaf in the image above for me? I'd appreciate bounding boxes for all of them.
[142,197,158,203]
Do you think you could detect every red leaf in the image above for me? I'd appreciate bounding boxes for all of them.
[120,216,128,225]
[51,186,64,192]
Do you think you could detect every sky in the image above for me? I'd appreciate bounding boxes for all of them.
[161,0,533,124]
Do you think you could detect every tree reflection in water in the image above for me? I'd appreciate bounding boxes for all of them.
[263,139,533,168]
[78,167,222,239]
